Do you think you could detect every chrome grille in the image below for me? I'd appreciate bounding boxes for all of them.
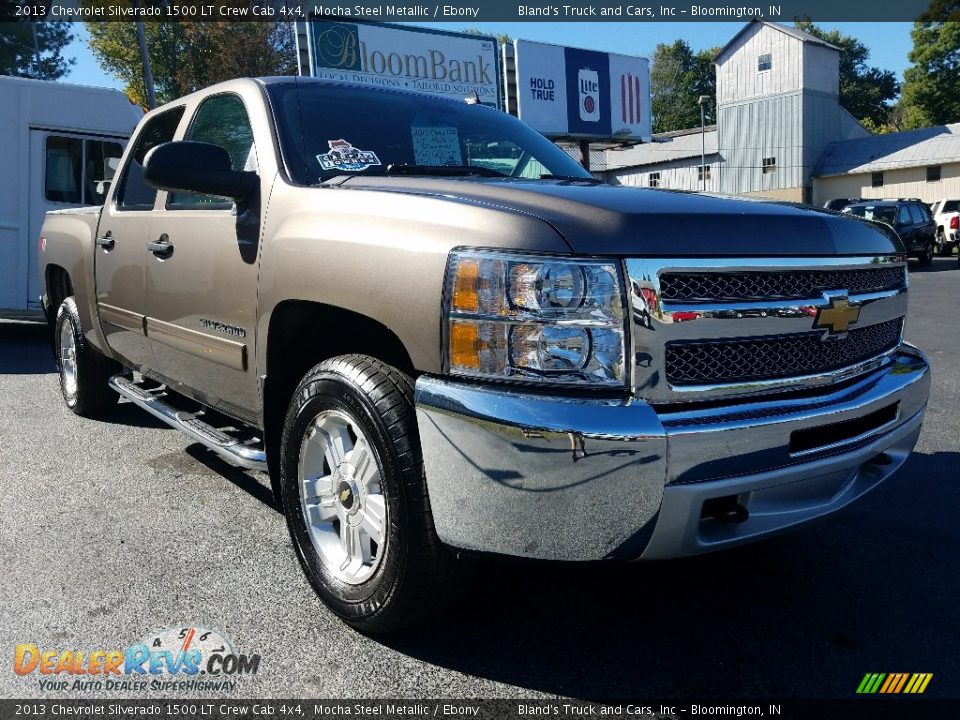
[660,267,906,302]
[665,318,903,386]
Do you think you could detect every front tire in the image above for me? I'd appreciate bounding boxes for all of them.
[279,355,462,633]
[55,296,120,417]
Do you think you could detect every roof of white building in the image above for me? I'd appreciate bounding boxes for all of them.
[600,126,719,172]
[815,123,960,177]
[715,20,838,63]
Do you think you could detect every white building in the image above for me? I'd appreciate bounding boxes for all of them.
[814,124,960,204]
[600,20,869,203]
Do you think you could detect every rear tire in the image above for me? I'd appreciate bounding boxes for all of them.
[279,354,464,633]
[936,229,946,256]
[918,241,934,265]
[55,296,120,417]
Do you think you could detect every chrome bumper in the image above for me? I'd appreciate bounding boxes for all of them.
[415,345,930,561]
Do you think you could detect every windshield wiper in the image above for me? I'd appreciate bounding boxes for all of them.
[385,164,507,178]
[539,174,602,184]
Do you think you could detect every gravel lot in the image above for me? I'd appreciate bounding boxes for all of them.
[1,256,957,701]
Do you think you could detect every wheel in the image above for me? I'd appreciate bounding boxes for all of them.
[55,296,121,417]
[279,354,463,633]
[936,229,947,255]
[918,241,934,265]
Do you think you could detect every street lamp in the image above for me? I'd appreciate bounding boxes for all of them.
[698,94,710,191]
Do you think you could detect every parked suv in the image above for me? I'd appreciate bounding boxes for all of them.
[930,199,960,257]
[843,199,936,264]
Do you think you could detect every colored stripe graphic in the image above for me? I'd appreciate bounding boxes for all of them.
[635,75,641,123]
[857,673,932,694]
[628,74,634,124]
[620,75,627,122]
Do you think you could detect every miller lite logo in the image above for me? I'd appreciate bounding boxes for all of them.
[578,68,600,122]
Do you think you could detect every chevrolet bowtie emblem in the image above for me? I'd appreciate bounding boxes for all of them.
[339,488,352,503]
[814,296,861,335]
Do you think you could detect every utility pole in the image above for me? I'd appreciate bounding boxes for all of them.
[132,0,156,109]
[698,95,710,191]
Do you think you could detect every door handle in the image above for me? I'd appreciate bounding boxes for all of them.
[95,232,114,250]
[147,234,174,259]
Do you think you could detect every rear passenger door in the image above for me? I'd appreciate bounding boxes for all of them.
[142,93,263,422]
[94,106,184,369]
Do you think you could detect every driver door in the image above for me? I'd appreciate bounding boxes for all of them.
[142,93,262,422]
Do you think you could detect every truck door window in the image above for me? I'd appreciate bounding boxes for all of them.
[116,106,186,211]
[897,205,912,226]
[168,94,255,210]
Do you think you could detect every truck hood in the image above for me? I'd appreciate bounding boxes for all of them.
[336,177,902,257]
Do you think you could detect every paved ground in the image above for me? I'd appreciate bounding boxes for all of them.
[1,257,958,701]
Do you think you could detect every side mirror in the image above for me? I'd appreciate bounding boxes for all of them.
[143,141,258,201]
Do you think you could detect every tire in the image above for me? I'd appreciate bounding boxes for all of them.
[918,241,934,265]
[54,296,121,417]
[279,354,463,633]
[936,229,947,256]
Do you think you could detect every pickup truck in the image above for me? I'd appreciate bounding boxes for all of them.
[930,198,960,259]
[39,77,931,632]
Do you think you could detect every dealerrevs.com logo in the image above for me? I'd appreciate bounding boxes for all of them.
[13,626,260,692]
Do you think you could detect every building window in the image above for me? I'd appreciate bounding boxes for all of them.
[698,165,711,182]
[649,172,660,188]
[758,53,772,72]
[927,165,941,182]
[761,157,776,174]
[871,172,884,187]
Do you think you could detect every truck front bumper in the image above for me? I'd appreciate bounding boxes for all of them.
[415,344,930,561]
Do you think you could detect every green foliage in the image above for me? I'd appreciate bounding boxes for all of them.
[650,40,718,133]
[0,20,74,80]
[794,21,900,129]
[900,20,960,128]
[461,28,513,46]
[84,2,295,106]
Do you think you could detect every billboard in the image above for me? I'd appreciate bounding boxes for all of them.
[304,21,501,108]
[514,40,651,141]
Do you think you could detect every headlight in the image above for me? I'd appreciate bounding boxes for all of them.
[444,249,626,387]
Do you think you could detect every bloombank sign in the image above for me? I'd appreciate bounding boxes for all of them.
[305,21,501,107]
[514,39,651,141]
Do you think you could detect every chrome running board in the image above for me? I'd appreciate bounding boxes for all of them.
[109,375,267,471]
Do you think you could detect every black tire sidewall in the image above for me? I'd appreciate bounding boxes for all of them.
[280,373,409,622]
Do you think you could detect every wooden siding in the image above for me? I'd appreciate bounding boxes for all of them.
[717,94,804,195]
[717,23,804,105]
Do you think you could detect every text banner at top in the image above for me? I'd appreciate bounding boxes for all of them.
[1,0,951,23]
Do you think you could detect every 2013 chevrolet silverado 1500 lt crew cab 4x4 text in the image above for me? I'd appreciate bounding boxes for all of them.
[39,78,930,632]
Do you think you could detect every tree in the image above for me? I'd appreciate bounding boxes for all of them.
[650,40,718,133]
[462,28,512,46]
[85,11,295,106]
[794,21,899,129]
[900,20,960,128]
[0,20,74,79]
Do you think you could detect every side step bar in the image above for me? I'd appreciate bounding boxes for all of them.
[109,375,268,471]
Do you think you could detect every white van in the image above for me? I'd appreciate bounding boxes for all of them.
[0,76,142,317]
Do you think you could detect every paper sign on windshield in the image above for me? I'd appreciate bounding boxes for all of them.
[411,127,462,167]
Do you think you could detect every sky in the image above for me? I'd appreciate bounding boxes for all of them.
[65,21,916,91]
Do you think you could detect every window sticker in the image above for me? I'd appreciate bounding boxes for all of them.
[411,126,462,167]
[317,139,381,172]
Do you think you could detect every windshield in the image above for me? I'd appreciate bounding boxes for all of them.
[843,205,897,224]
[266,81,592,185]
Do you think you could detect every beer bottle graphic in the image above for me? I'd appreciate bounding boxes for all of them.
[578,68,600,122]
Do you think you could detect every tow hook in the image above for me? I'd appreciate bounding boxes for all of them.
[702,496,750,524]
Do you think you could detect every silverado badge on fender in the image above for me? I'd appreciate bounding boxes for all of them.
[814,295,861,335]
